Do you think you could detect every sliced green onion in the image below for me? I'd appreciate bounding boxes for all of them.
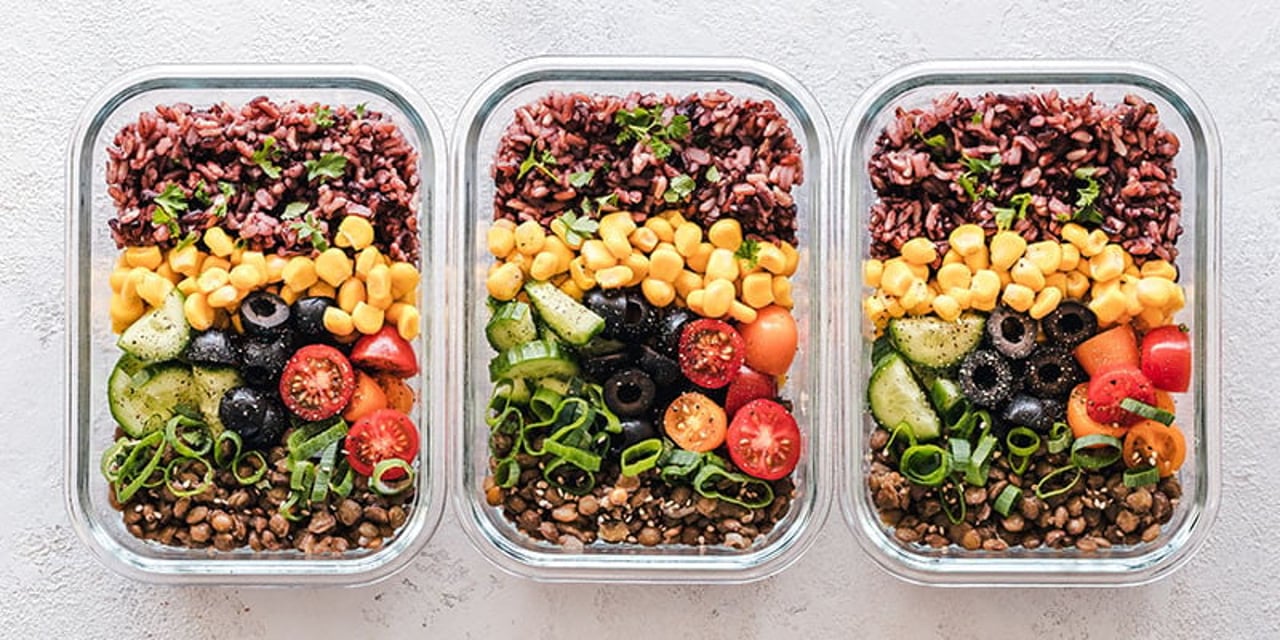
[371,458,415,496]
[1120,398,1176,425]
[164,456,214,498]
[900,444,951,487]
[543,456,595,495]
[115,431,165,503]
[884,421,917,458]
[328,461,355,498]
[493,457,521,488]
[101,437,133,483]
[310,441,339,505]
[949,408,977,439]
[1070,434,1124,470]
[232,450,267,485]
[930,378,967,422]
[972,410,994,439]
[1034,464,1083,500]
[1009,454,1031,476]
[966,433,998,486]
[691,465,774,509]
[620,439,664,477]
[287,419,348,462]
[1047,421,1073,454]
[164,415,211,458]
[529,385,563,422]
[290,460,316,493]
[993,484,1023,517]
[1006,427,1041,458]
[1123,465,1160,488]
[659,448,703,483]
[213,431,243,468]
[279,490,306,521]
[940,482,966,525]
[948,438,971,471]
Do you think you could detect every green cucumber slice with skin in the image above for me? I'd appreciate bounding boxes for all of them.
[868,352,942,441]
[191,366,243,436]
[486,301,537,351]
[888,313,985,369]
[117,289,191,362]
[108,359,200,437]
[523,280,604,346]
[489,339,579,382]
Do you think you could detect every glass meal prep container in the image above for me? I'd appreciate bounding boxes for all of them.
[448,56,835,582]
[64,65,447,585]
[838,60,1221,586]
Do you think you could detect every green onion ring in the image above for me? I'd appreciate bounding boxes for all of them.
[543,442,601,472]
[930,378,967,420]
[328,461,355,498]
[993,484,1023,517]
[310,441,339,505]
[164,456,214,498]
[494,457,521,488]
[1006,427,1041,458]
[115,431,165,503]
[659,448,703,483]
[949,408,977,439]
[529,386,563,422]
[542,457,595,496]
[231,449,268,485]
[1009,454,1031,476]
[965,434,998,486]
[213,431,243,468]
[1034,464,1083,500]
[1047,421,1073,454]
[278,491,305,522]
[371,458,415,496]
[948,438,972,471]
[1120,398,1176,425]
[900,444,951,487]
[101,438,133,483]
[620,438,664,477]
[884,422,917,459]
[1070,434,1124,470]
[691,465,774,509]
[940,482,966,525]
[287,419,348,462]
[165,415,211,458]
[1123,465,1160,488]
[290,460,316,493]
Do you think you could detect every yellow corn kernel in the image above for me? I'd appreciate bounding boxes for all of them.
[1058,243,1080,272]
[675,270,703,299]
[207,284,240,308]
[558,279,585,302]
[197,267,230,294]
[124,245,164,270]
[663,210,687,226]
[323,307,355,336]
[1001,283,1035,312]
[995,267,1013,288]
[157,261,179,284]
[1121,281,1143,317]
[176,276,199,296]
[641,278,676,307]
[970,270,1001,306]
[686,289,707,316]
[741,272,775,309]
[935,263,970,291]
[136,273,175,308]
[493,219,517,231]
[530,252,562,281]
[708,219,743,250]
[756,243,787,274]
[1169,282,1186,312]
[1019,240,1060,274]
[673,223,702,257]
[779,242,800,276]
[925,294,958,322]
[337,278,366,313]
[949,224,986,257]
[1135,277,1172,309]
[1136,307,1166,332]
[385,302,407,324]
[1081,229,1109,257]
[110,291,146,328]
[862,259,884,289]
[315,248,352,287]
[624,253,650,283]
[167,245,201,277]
[1029,287,1063,320]
[645,217,675,243]
[1044,272,1068,295]
[580,239,616,271]
[629,226,660,253]
[600,211,637,236]
[1059,271,1086,301]
[596,265,635,289]
[396,305,421,340]
[687,243,715,273]
[963,243,990,272]
[942,249,964,266]
[351,301,384,334]
[514,220,546,255]
[335,215,375,250]
[649,247,683,282]
[182,292,215,330]
[701,278,735,318]
[352,246,379,279]
[603,230,632,261]
[772,275,794,308]
[1059,223,1088,248]
[1090,244,1126,282]
[388,262,420,299]
[1011,258,1046,291]
[705,248,740,283]
[1089,288,1128,326]
[569,257,596,291]
[204,227,234,257]
[988,231,1026,271]
[900,279,932,311]
[201,255,231,274]
[1141,259,1178,280]
[278,284,300,305]
[539,235,572,270]
[879,259,916,298]
[486,262,524,301]
[226,264,260,291]
[884,296,907,318]
[282,256,318,292]
[863,294,888,324]
[487,224,515,258]
[899,237,937,266]
[945,287,972,309]
[109,267,131,294]
[725,301,755,325]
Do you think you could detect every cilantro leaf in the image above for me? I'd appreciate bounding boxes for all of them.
[595,193,619,210]
[282,201,310,220]
[313,105,334,129]
[705,166,721,183]
[568,170,595,188]
[664,174,697,203]
[251,136,282,179]
[354,103,367,118]
[1071,166,1104,224]
[960,153,1001,175]
[175,231,201,251]
[613,107,690,159]
[517,145,557,180]
[282,202,329,252]
[304,152,348,182]
[648,136,673,160]
[210,181,236,218]
[993,193,1034,231]
[556,209,600,247]
[957,174,978,201]
[152,184,188,236]
[971,111,985,125]
[192,181,212,206]
[663,114,691,142]
[735,238,761,267]
[914,128,947,151]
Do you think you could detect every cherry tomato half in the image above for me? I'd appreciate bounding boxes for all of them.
[724,367,777,419]
[1073,323,1140,378]
[1085,367,1156,426]
[1123,421,1187,477]
[343,370,387,423]
[663,392,727,452]
[344,408,420,478]
[738,305,798,376]
[1067,383,1128,441]
[374,372,416,414]
[350,325,419,378]
[678,319,745,389]
[1141,325,1192,392]
[278,344,355,421]
[726,399,801,481]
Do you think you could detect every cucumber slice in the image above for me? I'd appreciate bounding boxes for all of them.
[191,366,243,436]
[523,280,604,346]
[117,290,191,362]
[486,301,537,351]
[868,353,941,441]
[489,339,579,382]
[108,360,199,437]
[889,313,985,369]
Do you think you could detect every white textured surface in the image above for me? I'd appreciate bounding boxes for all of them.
[1,0,1276,637]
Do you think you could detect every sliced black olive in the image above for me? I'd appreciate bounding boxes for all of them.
[582,288,629,339]
[182,329,239,367]
[239,291,291,338]
[602,368,657,417]
[958,349,1015,408]
[218,386,288,450]
[657,307,696,357]
[582,351,635,384]
[1002,393,1050,431]
[616,288,661,342]
[236,336,291,389]
[1024,347,1084,400]
[290,296,335,340]
[1042,301,1099,348]
[636,345,683,388]
[987,306,1037,359]
[609,418,658,457]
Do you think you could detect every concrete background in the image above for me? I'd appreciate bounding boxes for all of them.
[2,0,1276,637]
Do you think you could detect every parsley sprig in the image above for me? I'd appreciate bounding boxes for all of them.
[304,152,348,182]
[664,174,696,204]
[1068,167,1104,224]
[614,106,690,160]
[282,202,329,252]
[555,208,600,247]
[993,193,1034,231]
[518,145,557,180]
[914,128,948,151]
[955,152,1002,203]
[568,169,594,188]
[152,184,188,237]
[313,105,335,129]
[734,238,761,268]
[251,136,283,179]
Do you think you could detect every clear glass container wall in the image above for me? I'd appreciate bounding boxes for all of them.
[65,65,447,585]
[449,57,834,582]
[838,61,1221,586]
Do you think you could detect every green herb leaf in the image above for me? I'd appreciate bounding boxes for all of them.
[354,103,367,118]
[971,111,985,125]
[960,153,1001,175]
[313,105,334,129]
[914,128,947,150]
[993,193,1034,231]
[594,193,619,210]
[283,203,329,252]
[1071,166,1103,225]
[218,181,236,199]
[735,238,761,267]
[663,114,691,142]
[613,107,689,160]
[282,201,310,220]
[957,174,978,201]
[557,209,600,247]
[152,184,188,236]
[568,170,594,188]
[648,136,673,160]
[304,152,348,182]
[175,231,201,251]
[251,136,282,179]
[705,166,721,183]
[210,181,235,218]
[192,181,212,206]
[664,174,697,203]
[517,145,557,180]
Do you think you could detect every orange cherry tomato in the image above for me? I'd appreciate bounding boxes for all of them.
[374,373,416,414]
[738,305,798,376]
[663,392,727,452]
[343,370,388,422]
[1073,323,1140,378]
[1066,383,1128,441]
[1123,421,1187,477]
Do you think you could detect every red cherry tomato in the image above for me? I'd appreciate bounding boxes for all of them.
[278,344,355,421]
[1141,325,1192,392]
[344,409,420,478]
[738,306,798,376]
[724,367,777,419]
[726,399,801,480]
[350,326,419,378]
[1085,367,1156,426]
[678,319,745,389]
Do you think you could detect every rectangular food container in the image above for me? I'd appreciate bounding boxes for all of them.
[64,65,448,585]
[838,60,1221,586]
[448,56,834,582]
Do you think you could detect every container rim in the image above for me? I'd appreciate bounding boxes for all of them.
[447,54,834,583]
[63,63,448,586]
[836,59,1222,587]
